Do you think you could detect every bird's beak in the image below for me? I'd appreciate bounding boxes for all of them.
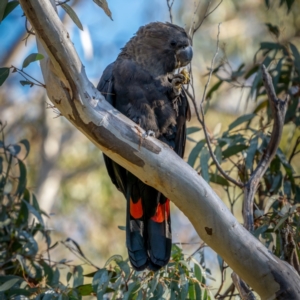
[176,45,193,67]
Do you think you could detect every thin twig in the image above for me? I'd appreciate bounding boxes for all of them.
[215,260,227,298]
[166,0,175,23]
[231,273,256,300]
[191,0,223,38]
[190,23,243,188]
[288,136,300,164]
[11,65,46,88]
[186,23,243,187]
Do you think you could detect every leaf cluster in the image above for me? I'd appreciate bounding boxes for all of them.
[188,24,300,273]
[0,123,213,299]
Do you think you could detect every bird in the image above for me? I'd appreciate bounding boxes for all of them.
[97,22,192,271]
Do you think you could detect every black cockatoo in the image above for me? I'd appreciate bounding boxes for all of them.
[97,22,192,271]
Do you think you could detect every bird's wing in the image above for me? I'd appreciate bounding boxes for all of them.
[97,62,127,195]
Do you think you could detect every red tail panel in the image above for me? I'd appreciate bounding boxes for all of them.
[130,198,143,219]
[151,199,170,223]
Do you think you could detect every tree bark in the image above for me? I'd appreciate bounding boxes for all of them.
[18,0,300,298]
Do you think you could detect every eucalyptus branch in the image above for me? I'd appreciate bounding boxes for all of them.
[243,65,288,232]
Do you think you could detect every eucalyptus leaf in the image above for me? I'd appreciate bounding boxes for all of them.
[2,1,19,21]
[61,3,83,30]
[0,67,10,86]
[0,278,21,292]
[93,0,113,20]
[22,53,44,69]
[200,148,210,182]
[0,0,8,22]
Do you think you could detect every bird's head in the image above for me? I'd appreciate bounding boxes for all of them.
[121,22,193,76]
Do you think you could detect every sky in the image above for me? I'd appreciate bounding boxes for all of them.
[0,0,178,87]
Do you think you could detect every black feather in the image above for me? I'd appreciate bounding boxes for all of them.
[97,22,191,271]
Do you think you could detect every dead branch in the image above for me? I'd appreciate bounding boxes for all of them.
[243,65,288,232]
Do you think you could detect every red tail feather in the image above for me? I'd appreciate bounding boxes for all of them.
[130,198,143,219]
[151,199,170,223]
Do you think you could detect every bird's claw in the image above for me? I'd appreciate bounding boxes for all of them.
[142,130,155,138]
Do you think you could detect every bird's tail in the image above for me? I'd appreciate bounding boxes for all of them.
[147,197,172,271]
[126,176,172,271]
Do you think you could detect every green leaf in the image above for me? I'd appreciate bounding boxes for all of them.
[22,53,44,69]
[222,144,248,158]
[186,127,201,135]
[194,263,202,283]
[61,3,83,30]
[206,80,222,99]
[200,148,210,182]
[2,1,19,21]
[8,144,21,155]
[116,260,130,280]
[51,268,60,287]
[265,23,280,38]
[290,43,300,76]
[260,42,283,51]
[274,215,288,232]
[214,145,222,164]
[0,67,10,86]
[67,272,72,283]
[188,140,206,167]
[228,114,255,131]
[73,265,84,287]
[19,139,30,159]
[188,281,196,300]
[209,173,229,186]
[23,200,44,226]
[92,269,108,292]
[77,284,94,296]
[93,0,113,20]
[0,0,8,22]
[0,278,21,292]
[195,282,202,300]
[32,193,40,211]
[40,260,54,285]
[16,159,27,197]
[245,136,258,170]
[19,230,38,256]
[244,65,259,79]
[253,224,269,238]
[104,254,123,266]
[180,281,189,300]
[20,80,33,86]
[16,201,29,226]
[254,100,268,114]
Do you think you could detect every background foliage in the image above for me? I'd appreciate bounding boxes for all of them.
[0,0,300,299]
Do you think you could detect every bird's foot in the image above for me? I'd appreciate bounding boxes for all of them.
[142,130,155,138]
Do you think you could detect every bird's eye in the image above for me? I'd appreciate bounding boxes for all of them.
[170,41,177,47]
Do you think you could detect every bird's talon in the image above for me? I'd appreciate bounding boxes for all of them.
[143,130,155,138]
